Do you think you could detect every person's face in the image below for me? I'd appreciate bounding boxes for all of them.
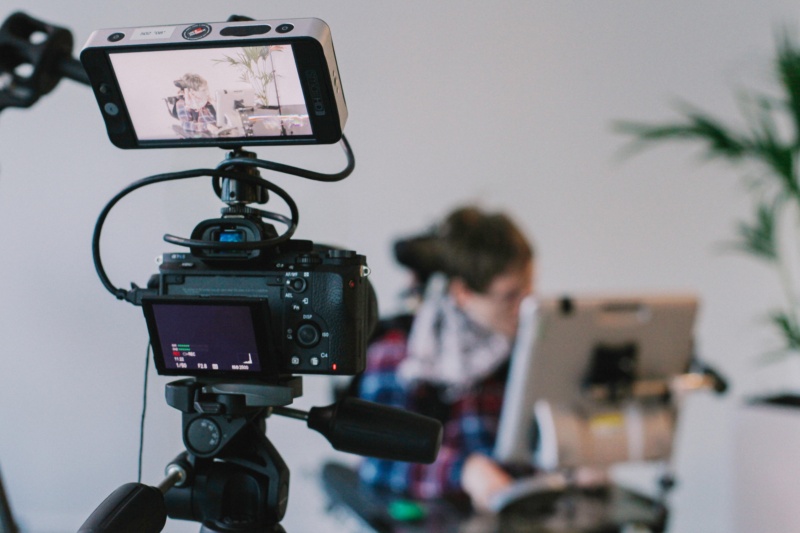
[184,86,210,111]
[451,259,535,338]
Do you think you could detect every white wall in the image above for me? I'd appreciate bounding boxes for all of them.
[0,1,797,531]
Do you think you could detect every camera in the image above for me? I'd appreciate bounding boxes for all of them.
[143,237,373,379]
[74,16,441,533]
[80,17,347,148]
[80,18,374,381]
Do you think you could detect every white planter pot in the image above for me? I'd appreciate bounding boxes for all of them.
[733,398,800,533]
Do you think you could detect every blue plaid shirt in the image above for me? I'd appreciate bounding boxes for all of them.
[175,98,217,136]
[358,325,508,499]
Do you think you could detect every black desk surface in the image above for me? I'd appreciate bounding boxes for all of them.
[321,462,664,533]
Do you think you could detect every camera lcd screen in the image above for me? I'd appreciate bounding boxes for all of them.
[143,297,276,377]
[109,44,312,143]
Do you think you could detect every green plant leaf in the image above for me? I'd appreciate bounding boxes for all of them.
[730,199,780,260]
[615,30,800,361]
[614,106,748,162]
[770,310,800,350]
[737,94,800,198]
[775,31,800,147]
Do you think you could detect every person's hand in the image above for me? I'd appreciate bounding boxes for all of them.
[461,453,513,513]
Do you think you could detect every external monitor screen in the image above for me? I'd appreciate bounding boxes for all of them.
[109,44,311,142]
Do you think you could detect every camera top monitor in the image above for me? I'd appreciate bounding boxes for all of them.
[80,18,347,148]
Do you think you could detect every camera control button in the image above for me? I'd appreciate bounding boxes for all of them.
[296,323,321,348]
[220,25,271,37]
[289,278,307,293]
[103,103,119,116]
[290,355,301,366]
[186,418,221,455]
[310,356,320,367]
[276,23,294,34]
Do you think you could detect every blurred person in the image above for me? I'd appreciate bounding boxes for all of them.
[173,73,219,137]
[358,205,535,511]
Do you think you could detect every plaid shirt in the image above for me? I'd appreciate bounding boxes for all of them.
[175,98,217,135]
[358,324,508,500]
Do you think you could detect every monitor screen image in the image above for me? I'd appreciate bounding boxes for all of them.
[109,44,311,142]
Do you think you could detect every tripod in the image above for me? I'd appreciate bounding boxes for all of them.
[0,464,18,533]
[161,378,300,532]
[79,377,441,532]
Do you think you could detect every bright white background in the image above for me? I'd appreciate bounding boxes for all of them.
[0,1,798,531]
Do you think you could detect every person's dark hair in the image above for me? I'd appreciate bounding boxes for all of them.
[394,206,533,294]
[437,206,533,292]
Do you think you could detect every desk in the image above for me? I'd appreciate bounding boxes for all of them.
[321,463,664,533]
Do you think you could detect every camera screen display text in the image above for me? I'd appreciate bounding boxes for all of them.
[143,297,277,377]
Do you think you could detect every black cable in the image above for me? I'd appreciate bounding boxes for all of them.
[161,176,298,250]
[92,168,293,298]
[138,342,151,484]
[218,135,355,182]
[92,136,354,300]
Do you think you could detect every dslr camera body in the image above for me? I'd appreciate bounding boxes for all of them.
[144,233,373,379]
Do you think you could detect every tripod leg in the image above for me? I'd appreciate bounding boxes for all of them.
[0,465,19,533]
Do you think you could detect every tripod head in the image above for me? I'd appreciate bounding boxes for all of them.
[79,376,442,533]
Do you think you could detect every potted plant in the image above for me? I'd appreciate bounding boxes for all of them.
[616,33,800,399]
[216,46,283,109]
